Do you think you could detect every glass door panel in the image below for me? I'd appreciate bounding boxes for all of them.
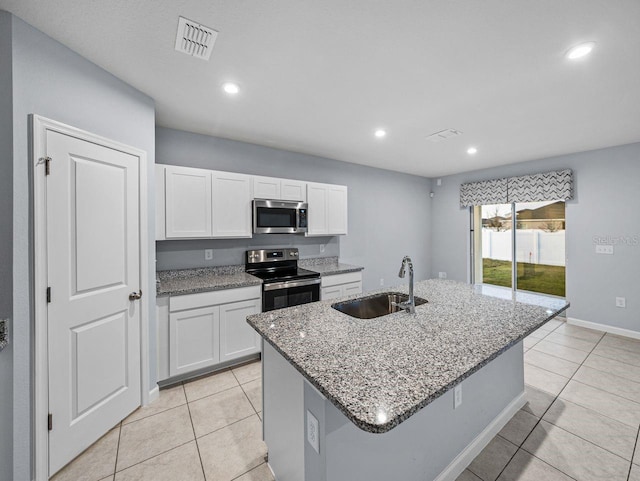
[474,204,513,289]
[515,201,566,297]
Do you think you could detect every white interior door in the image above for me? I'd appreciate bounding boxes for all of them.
[46,130,142,475]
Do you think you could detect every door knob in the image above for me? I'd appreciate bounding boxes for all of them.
[129,290,143,301]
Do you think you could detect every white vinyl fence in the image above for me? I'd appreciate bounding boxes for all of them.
[482,229,565,266]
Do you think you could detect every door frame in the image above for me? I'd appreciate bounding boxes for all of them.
[32,115,150,480]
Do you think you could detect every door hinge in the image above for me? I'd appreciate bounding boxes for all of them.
[46,287,51,303]
[43,156,52,175]
[48,413,53,431]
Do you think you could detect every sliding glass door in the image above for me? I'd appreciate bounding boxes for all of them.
[473,200,566,297]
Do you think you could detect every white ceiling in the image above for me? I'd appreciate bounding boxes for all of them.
[2,0,639,177]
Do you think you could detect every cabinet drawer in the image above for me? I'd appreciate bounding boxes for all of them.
[170,285,261,312]
[321,272,362,288]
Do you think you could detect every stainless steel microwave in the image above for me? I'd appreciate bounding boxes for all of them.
[253,200,308,234]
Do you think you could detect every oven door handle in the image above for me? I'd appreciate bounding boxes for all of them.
[263,278,321,291]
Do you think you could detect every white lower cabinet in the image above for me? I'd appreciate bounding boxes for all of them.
[320,271,363,300]
[158,285,262,381]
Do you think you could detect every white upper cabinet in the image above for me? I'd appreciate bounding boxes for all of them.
[306,182,348,236]
[212,171,252,238]
[165,165,212,238]
[155,165,166,241]
[253,176,307,202]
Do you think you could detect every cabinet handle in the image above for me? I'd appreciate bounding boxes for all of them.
[129,290,143,301]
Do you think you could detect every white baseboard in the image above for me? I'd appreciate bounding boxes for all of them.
[434,391,527,481]
[148,385,160,405]
[567,317,640,340]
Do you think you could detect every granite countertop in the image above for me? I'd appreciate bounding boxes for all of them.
[247,279,569,434]
[299,256,364,276]
[156,266,262,297]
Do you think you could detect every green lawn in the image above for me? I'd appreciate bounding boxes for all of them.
[482,259,566,297]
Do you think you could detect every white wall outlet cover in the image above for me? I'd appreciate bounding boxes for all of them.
[380,278,384,286]
[320,245,325,253]
[204,249,213,260]
[439,272,447,279]
[307,410,320,454]
[595,245,614,255]
[454,384,462,409]
[616,297,626,308]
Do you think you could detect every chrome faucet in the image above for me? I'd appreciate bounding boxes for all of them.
[397,256,415,314]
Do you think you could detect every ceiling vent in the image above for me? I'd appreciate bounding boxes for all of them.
[427,129,463,143]
[174,16,218,61]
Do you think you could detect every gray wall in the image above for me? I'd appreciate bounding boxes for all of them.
[9,12,156,479]
[0,11,13,481]
[431,142,640,333]
[156,127,433,291]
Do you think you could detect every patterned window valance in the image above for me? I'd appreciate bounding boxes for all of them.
[459,169,573,207]
[460,178,508,207]
[507,169,573,203]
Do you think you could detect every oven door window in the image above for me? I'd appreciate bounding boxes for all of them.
[263,283,320,311]
[256,207,296,228]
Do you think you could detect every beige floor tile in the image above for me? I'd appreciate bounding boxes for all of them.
[524,363,569,396]
[631,464,640,481]
[522,386,555,418]
[592,344,640,367]
[584,353,640,384]
[553,324,604,342]
[189,385,255,438]
[234,463,275,481]
[559,380,640,428]
[573,365,640,403]
[543,398,637,460]
[523,338,540,350]
[183,370,239,402]
[526,329,548,340]
[635,438,640,465]
[197,415,266,481]
[524,350,580,378]
[543,318,564,330]
[123,384,186,424]
[497,449,573,481]
[531,340,589,364]
[232,360,262,385]
[98,477,114,481]
[242,378,262,413]
[468,435,517,481]
[600,334,640,354]
[523,420,629,481]
[114,441,204,481]
[456,469,483,481]
[544,332,598,352]
[116,405,194,471]
[51,426,120,481]
[498,409,539,446]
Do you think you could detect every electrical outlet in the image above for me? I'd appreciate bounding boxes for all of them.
[380,278,384,286]
[437,178,442,186]
[204,249,213,261]
[320,245,325,253]
[454,384,462,409]
[306,410,320,454]
[439,272,447,279]
[616,297,626,308]
[595,245,614,255]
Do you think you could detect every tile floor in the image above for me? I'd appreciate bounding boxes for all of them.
[52,319,640,481]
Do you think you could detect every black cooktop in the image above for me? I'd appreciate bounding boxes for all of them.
[247,267,320,283]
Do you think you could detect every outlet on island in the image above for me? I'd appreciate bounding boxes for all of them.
[204,249,213,261]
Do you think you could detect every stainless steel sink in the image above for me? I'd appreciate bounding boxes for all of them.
[331,292,428,319]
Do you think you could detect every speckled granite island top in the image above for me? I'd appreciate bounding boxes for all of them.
[157,266,261,296]
[247,279,569,434]
[299,256,364,276]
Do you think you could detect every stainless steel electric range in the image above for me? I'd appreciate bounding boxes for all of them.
[245,248,321,312]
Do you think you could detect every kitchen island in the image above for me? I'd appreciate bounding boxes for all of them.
[247,279,568,481]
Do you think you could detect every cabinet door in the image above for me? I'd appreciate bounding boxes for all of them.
[321,285,343,300]
[165,166,212,238]
[306,183,328,235]
[219,299,261,362]
[212,171,252,238]
[328,185,348,235]
[343,281,362,297]
[281,180,307,202]
[253,176,281,200]
[169,306,219,376]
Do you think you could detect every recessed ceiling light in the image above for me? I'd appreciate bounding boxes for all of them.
[467,147,478,155]
[222,82,240,94]
[565,42,595,60]
[374,129,387,138]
